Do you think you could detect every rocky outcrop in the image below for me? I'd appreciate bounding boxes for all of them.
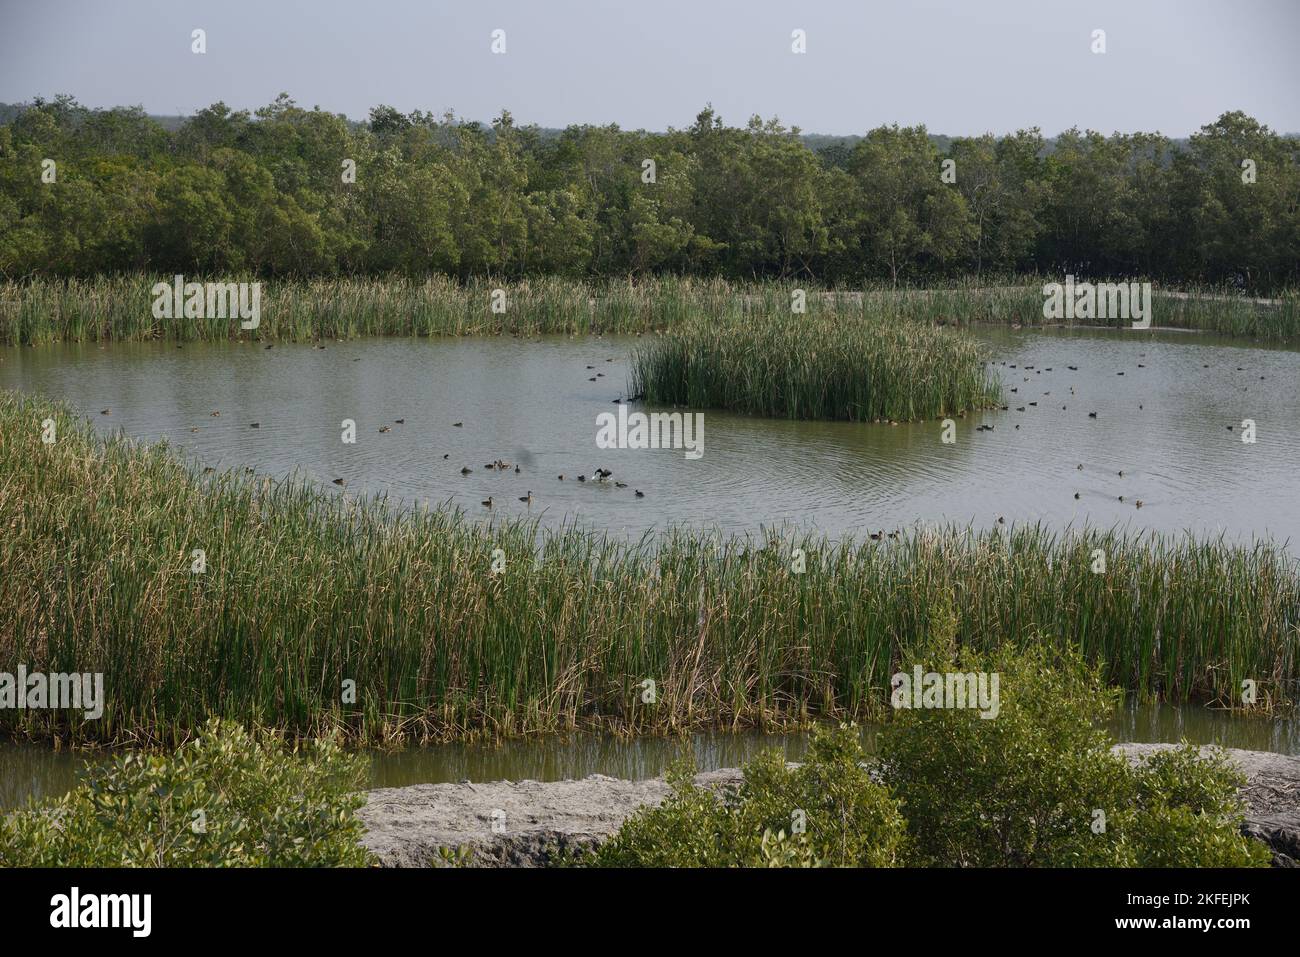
[358,745,1300,867]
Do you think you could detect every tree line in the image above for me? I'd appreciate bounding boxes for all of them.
[1,94,1296,289]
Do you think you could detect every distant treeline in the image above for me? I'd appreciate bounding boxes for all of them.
[1,94,1297,289]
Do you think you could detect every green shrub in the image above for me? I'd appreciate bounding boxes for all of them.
[0,719,375,867]
[588,725,907,867]
[877,641,1269,868]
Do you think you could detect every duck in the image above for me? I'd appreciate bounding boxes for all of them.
[378,425,391,433]
[460,467,472,475]
[453,422,463,428]
[332,478,345,486]
[614,481,627,488]
[519,491,534,505]
[594,468,613,480]
[514,465,520,474]
[203,466,215,474]
[635,489,645,498]
[1088,412,1098,419]
[1135,500,1144,509]
[443,454,450,459]
[481,497,493,508]
[249,423,259,428]
[395,418,405,425]
[210,411,221,417]
[577,475,586,483]
[1073,492,1080,500]
[869,530,884,541]
[100,409,111,415]
[558,474,564,481]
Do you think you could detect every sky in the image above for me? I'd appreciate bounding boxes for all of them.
[0,0,1297,136]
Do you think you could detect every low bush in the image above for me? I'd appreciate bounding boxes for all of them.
[588,725,908,867]
[0,719,375,867]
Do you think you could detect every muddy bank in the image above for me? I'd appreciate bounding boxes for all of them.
[358,744,1300,867]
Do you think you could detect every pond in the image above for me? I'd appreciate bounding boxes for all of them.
[2,325,1298,548]
[3,324,1298,810]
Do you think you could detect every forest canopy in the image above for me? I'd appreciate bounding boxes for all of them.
[1,94,1296,289]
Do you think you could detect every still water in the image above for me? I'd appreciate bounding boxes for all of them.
[3,326,1298,809]
[2,326,1298,547]
[2,704,1296,811]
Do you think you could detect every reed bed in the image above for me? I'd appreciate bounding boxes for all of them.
[1,391,1296,747]
[1,275,1297,345]
[630,310,1001,422]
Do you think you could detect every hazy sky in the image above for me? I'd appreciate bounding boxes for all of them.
[1,0,1297,135]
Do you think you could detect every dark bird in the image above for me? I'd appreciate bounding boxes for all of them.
[332,478,345,486]
[1135,500,1144,509]
[577,475,586,482]
[443,454,450,459]
[249,423,259,428]
[453,422,463,427]
[635,489,645,498]
[395,418,405,425]
[1088,412,1098,419]
[1073,492,1080,500]
[460,467,472,475]
[519,491,534,504]
[100,409,111,415]
[558,474,564,481]
[203,467,215,474]
[481,497,493,508]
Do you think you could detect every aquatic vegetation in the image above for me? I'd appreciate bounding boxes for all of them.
[1,275,1297,346]
[629,309,1001,421]
[1,391,1296,746]
[0,719,374,867]
[590,648,1270,868]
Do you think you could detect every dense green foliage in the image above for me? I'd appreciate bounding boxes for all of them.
[0,719,374,866]
[2,95,1297,288]
[2,391,1295,746]
[589,726,908,867]
[630,310,1000,420]
[880,640,1269,867]
[590,646,1270,868]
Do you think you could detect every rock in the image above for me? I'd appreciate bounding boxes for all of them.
[357,746,1300,868]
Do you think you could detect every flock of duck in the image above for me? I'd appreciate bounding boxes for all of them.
[100,341,1263,533]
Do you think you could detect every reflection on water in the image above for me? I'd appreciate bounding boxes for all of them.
[3,704,1294,810]
[2,326,1299,548]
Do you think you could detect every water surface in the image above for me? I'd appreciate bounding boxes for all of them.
[2,326,1298,548]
